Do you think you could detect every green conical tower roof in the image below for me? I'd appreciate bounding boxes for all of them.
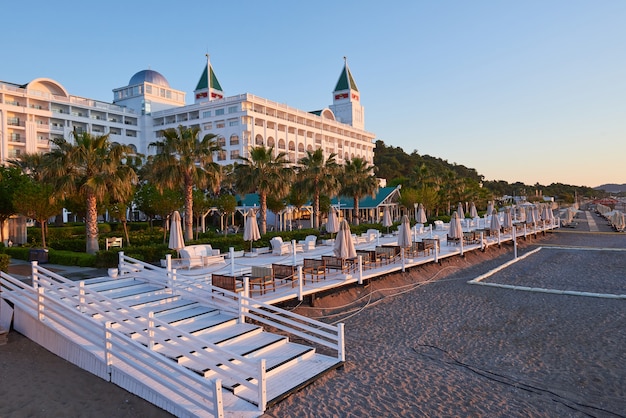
[195,63,223,92]
[334,58,359,92]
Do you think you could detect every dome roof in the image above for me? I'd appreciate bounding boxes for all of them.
[128,69,170,87]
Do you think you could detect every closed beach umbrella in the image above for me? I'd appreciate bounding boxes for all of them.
[486,201,494,217]
[490,209,501,232]
[333,219,357,259]
[382,206,393,234]
[534,206,541,223]
[243,209,261,252]
[526,206,536,226]
[469,202,478,218]
[517,206,526,223]
[457,202,465,219]
[168,210,185,256]
[326,207,340,237]
[448,211,463,239]
[416,203,427,224]
[502,207,513,229]
[397,215,412,248]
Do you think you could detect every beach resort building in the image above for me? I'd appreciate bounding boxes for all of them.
[0,57,375,167]
[0,57,376,244]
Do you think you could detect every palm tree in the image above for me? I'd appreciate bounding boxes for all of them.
[234,146,292,234]
[148,125,222,241]
[297,149,339,229]
[340,157,378,225]
[44,128,138,254]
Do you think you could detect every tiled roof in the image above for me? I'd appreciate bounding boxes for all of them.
[331,186,400,209]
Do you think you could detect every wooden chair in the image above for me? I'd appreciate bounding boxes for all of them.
[321,255,355,273]
[272,263,297,287]
[416,241,433,256]
[356,249,379,269]
[211,274,243,298]
[249,266,274,295]
[303,258,326,282]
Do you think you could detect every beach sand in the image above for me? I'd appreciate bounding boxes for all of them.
[1,218,624,417]
[264,229,626,417]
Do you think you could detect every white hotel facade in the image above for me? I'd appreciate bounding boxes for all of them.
[0,58,375,167]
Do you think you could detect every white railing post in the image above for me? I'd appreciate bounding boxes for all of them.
[460,236,464,256]
[497,229,501,246]
[230,247,235,276]
[258,359,267,412]
[148,311,155,350]
[79,281,85,313]
[292,240,298,266]
[434,240,439,263]
[104,321,113,374]
[401,248,406,272]
[297,266,303,301]
[37,286,45,321]
[118,251,124,270]
[238,295,245,323]
[31,261,39,289]
[358,255,363,284]
[513,224,518,259]
[243,276,250,300]
[480,231,484,251]
[337,323,346,362]
[212,379,224,418]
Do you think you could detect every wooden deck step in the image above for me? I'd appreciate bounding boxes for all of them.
[156,305,219,324]
[173,329,285,378]
[129,312,237,343]
[150,323,261,361]
[99,284,162,299]
[220,341,316,394]
[114,289,173,307]
[235,354,343,406]
[173,313,237,334]
[192,322,260,345]
[145,299,198,314]
[79,276,116,285]
[84,277,141,290]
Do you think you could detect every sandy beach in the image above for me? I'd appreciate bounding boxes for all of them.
[1,213,625,417]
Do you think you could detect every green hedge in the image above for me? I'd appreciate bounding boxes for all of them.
[0,254,10,273]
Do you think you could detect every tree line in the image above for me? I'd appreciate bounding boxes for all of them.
[0,129,606,254]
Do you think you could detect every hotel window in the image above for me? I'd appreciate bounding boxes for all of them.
[216,121,225,129]
[228,105,238,113]
[217,136,226,147]
[230,150,239,160]
[203,123,212,130]
[202,110,211,118]
[229,119,239,127]
[229,134,239,145]
[215,108,225,116]
[146,85,152,94]
[217,150,226,161]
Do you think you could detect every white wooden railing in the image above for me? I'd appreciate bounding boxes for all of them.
[120,252,346,364]
[0,268,224,417]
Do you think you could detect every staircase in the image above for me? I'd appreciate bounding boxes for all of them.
[81,275,343,408]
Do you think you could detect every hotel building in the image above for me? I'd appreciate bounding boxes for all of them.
[0,58,375,166]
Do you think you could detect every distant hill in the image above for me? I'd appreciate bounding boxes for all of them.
[595,183,626,193]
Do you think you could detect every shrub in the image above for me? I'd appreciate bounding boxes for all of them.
[49,250,96,267]
[0,254,10,273]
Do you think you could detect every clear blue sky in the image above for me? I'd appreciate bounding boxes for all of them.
[4,1,625,188]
